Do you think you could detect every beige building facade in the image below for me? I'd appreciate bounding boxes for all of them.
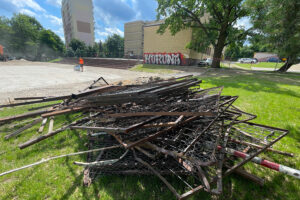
[124,20,214,65]
[124,21,145,58]
[62,0,95,46]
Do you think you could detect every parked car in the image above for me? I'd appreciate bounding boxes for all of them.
[198,58,213,66]
[238,58,257,64]
[267,57,280,62]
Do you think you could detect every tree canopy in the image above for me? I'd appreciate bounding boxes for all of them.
[104,34,124,58]
[66,34,124,58]
[246,0,300,71]
[225,33,273,60]
[156,0,251,68]
[0,14,64,60]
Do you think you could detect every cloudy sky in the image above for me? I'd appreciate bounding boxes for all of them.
[0,0,250,43]
[0,0,158,42]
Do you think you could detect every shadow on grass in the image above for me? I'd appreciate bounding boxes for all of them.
[225,172,300,200]
[59,156,87,200]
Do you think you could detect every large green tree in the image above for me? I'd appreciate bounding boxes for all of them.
[246,0,300,72]
[69,38,86,53]
[104,34,124,58]
[225,33,273,60]
[0,17,12,51]
[156,0,250,68]
[38,29,65,59]
[10,14,43,59]
[0,14,64,60]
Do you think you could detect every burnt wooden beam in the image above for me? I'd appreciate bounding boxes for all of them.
[108,111,216,118]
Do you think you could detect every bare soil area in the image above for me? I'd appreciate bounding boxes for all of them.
[0,60,172,103]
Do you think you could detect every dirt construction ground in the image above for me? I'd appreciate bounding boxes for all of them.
[0,60,176,104]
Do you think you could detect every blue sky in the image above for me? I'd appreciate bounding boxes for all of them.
[0,0,158,43]
[0,0,250,43]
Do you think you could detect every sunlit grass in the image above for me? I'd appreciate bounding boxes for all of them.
[0,71,299,199]
[130,64,182,74]
[235,62,282,69]
[48,57,63,63]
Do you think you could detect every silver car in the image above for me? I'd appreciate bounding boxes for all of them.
[198,58,213,66]
[238,58,257,63]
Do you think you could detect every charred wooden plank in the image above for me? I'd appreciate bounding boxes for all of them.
[42,107,84,118]
[108,111,216,118]
[19,117,90,149]
[0,110,51,124]
[5,118,43,139]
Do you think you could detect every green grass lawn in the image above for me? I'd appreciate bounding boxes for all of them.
[48,57,63,63]
[235,62,282,69]
[0,70,299,200]
[130,64,183,74]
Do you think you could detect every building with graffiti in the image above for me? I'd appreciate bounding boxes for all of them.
[124,19,214,65]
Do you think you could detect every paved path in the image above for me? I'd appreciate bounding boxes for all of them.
[224,62,300,73]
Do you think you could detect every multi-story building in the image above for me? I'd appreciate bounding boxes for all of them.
[124,21,145,59]
[62,0,95,46]
[124,19,214,65]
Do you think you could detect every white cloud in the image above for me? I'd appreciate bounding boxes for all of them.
[105,27,124,36]
[94,6,115,26]
[96,27,124,38]
[235,17,252,29]
[19,9,36,16]
[46,0,62,8]
[96,30,110,37]
[10,0,46,13]
[95,27,124,42]
[53,27,64,35]
[45,14,62,26]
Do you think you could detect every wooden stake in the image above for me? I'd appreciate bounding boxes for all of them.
[38,118,48,133]
[48,117,54,133]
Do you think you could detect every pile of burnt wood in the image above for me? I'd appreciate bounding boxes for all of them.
[0,75,298,200]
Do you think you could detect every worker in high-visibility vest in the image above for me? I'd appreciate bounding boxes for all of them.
[79,57,84,72]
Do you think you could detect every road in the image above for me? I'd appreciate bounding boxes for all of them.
[0,60,171,103]
[224,62,300,72]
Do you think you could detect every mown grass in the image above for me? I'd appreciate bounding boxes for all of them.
[0,70,299,200]
[130,64,182,74]
[235,62,282,69]
[48,57,63,63]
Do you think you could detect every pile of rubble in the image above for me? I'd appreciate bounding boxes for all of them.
[0,75,298,200]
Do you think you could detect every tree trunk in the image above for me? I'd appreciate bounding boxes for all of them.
[277,57,296,72]
[211,27,227,68]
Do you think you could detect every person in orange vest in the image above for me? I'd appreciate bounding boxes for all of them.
[79,57,84,72]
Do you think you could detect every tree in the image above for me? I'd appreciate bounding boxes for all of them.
[98,41,104,57]
[86,45,98,57]
[104,34,124,58]
[225,31,276,60]
[0,17,12,50]
[38,29,65,59]
[66,48,75,57]
[247,33,272,53]
[225,45,254,60]
[156,0,251,68]
[0,14,64,60]
[10,14,43,59]
[69,38,86,53]
[246,0,300,72]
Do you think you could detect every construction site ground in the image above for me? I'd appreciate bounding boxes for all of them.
[0,60,175,104]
